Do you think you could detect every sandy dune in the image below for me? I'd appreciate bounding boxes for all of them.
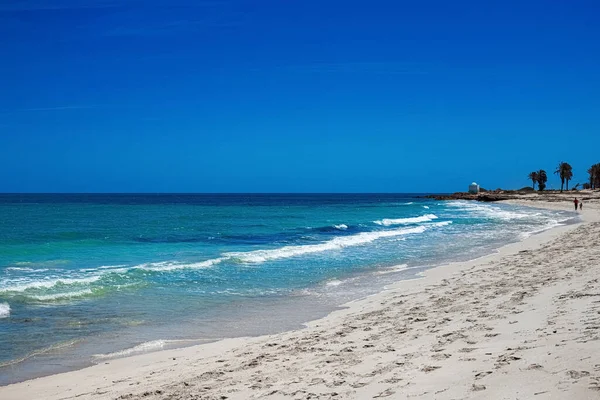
[2,198,600,399]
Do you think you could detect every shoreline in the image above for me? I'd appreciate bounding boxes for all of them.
[1,199,599,399]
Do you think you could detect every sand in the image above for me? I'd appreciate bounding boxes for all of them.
[2,197,600,399]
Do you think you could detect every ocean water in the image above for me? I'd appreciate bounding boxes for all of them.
[0,194,575,385]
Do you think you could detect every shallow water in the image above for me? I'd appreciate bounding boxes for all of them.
[0,194,575,384]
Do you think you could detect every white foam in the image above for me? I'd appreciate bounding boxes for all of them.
[374,214,438,226]
[136,258,225,272]
[6,267,34,272]
[225,226,429,264]
[0,303,10,318]
[28,289,93,301]
[374,264,409,275]
[446,201,532,221]
[6,267,50,273]
[97,265,128,270]
[81,265,129,273]
[432,221,453,227]
[0,276,101,293]
[93,340,166,359]
[519,220,567,239]
[325,279,344,287]
[333,224,348,230]
[423,206,430,209]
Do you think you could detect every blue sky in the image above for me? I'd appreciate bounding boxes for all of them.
[1,0,599,192]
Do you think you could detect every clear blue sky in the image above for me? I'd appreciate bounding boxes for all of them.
[1,0,599,193]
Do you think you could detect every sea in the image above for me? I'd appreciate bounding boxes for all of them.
[0,194,576,385]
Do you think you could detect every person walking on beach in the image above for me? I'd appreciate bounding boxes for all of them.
[574,198,579,211]
[579,201,583,211]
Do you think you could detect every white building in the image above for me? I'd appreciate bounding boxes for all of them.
[468,182,480,194]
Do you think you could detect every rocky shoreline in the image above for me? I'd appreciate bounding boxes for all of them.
[424,192,508,201]
[424,189,600,202]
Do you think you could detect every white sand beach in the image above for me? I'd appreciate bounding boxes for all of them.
[2,197,600,400]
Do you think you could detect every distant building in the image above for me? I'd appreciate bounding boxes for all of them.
[468,182,480,194]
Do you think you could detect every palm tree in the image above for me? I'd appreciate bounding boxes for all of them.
[554,162,573,192]
[564,163,573,190]
[528,171,538,190]
[537,169,548,191]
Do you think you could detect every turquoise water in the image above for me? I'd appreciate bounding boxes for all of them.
[0,194,574,384]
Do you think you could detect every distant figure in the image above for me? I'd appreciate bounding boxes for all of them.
[574,198,579,211]
[579,201,583,211]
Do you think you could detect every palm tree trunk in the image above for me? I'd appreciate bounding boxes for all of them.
[566,180,569,191]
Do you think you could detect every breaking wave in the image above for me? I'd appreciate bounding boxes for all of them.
[134,259,225,272]
[374,214,438,226]
[225,225,432,264]
[0,276,101,293]
[27,289,94,302]
[446,201,534,221]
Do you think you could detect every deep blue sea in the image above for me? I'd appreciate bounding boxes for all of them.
[0,194,575,384]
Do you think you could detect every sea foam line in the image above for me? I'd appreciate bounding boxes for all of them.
[374,264,410,275]
[0,339,81,368]
[374,214,438,226]
[92,340,166,359]
[92,338,207,360]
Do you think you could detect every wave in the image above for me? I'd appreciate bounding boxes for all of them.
[423,205,430,209]
[92,223,454,271]
[134,236,206,243]
[27,289,94,302]
[5,267,49,273]
[333,224,348,230]
[446,201,533,221]
[134,258,226,272]
[92,340,167,359]
[374,214,438,226]
[97,265,128,270]
[92,338,209,360]
[0,303,10,318]
[4,224,453,294]
[433,221,452,227]
[0,339,81,368]
[0,222,455,301]
[81,265,128,273]
[0,276,101,293]
[374,264,409,275]
[225,225,432,264]
[325,279,344,287]
[519,219,568,239]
